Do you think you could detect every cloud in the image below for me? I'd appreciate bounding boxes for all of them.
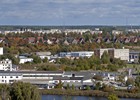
[0,0,140,25]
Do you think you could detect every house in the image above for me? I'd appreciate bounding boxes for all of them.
[19,56,33,64]
[123,38,130,43]
[36,52,51,60]
[112,30,123,35]
[71,39,78,44]
[0,59,12,71]
[78,38,85,44]
[104,38,111,43]
[129,51,140,63]
[36,36,44,43]
[95,38,102,43]
[63,39,69,45]
[27,37,36,44]
[46,39,53,45]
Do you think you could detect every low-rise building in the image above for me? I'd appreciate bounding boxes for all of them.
[58,51,94,58]
[0,59,12,71]
[36,52,51,60]
[19,56,33,64]
[129,51,140,63]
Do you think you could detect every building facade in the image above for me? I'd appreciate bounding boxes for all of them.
[59,51,94,58]
[94,48,129,61]
[0,59,12,71]
[129,51,140,63]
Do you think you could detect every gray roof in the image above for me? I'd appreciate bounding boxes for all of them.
[36,52,51,56]
[53,76,83,80]
[0,71,22,76]
[63,82,82,87]
[0,71,63,74]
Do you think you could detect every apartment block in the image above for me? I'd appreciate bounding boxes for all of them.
[94,48,129,61]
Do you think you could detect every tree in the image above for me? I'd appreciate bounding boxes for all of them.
[66,83,70,90]
[101,51,110,64]
[55,80,63,89]
[86,86,90,90]
[43,57,48,63]
[10,82,40,100]
[32,55,42,64]
[126,78,134,86]
[95,82,101,90]
[0,84,10,100]
[135,76,140,88]
[108,94,119,100]
[72,84,75,90]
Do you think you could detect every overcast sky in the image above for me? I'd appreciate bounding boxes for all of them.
[0,0,140,25]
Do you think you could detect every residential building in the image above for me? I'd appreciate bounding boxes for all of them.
[0,47,3,55]
[129,51,140,63]
[94,48,129,61]
[0,59,12,71]
[112,30,123,35]
[19,56,33,64]
[36,52,51,60]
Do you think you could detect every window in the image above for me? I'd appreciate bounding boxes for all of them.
[10,76,13,78]
[2,76,3,78]
[16,76,18,78]
[2,80,4,82]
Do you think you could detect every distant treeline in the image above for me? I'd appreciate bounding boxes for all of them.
[0,25,140,31]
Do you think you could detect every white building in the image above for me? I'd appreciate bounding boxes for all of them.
[112,30,123,35]
[36,52,51,60]
[0,72,22,84]
[59,51,94,58]
[0,59,12,71]
[0,47,3,55]
[94,48,129,61]
[19,56,33,64]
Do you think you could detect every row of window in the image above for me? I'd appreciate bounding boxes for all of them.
[1,76,19,78]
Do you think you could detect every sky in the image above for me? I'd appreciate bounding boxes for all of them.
[0,0,140,25]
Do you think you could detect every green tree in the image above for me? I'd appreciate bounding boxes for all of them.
[66,83,70,90]
[55,80,63,89]
[86,86,90,90]
[108,94,119,100]
[10,82,40,100]
[126,78,134,86]
[72,84,75,90]
[32,55,42,64]
[101,51,110,64]
[95,82,101,90]
[43,57,48,63]
[0,84,10,100]
[135,76,140,88]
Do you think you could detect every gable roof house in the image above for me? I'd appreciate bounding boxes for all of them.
[46,39,53,45]
[27,37,36,44]
[104,38,111,43]
[71,39,78,44]
[95,37,102,43]
[63,39,70,45]
[123,38,130,43]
